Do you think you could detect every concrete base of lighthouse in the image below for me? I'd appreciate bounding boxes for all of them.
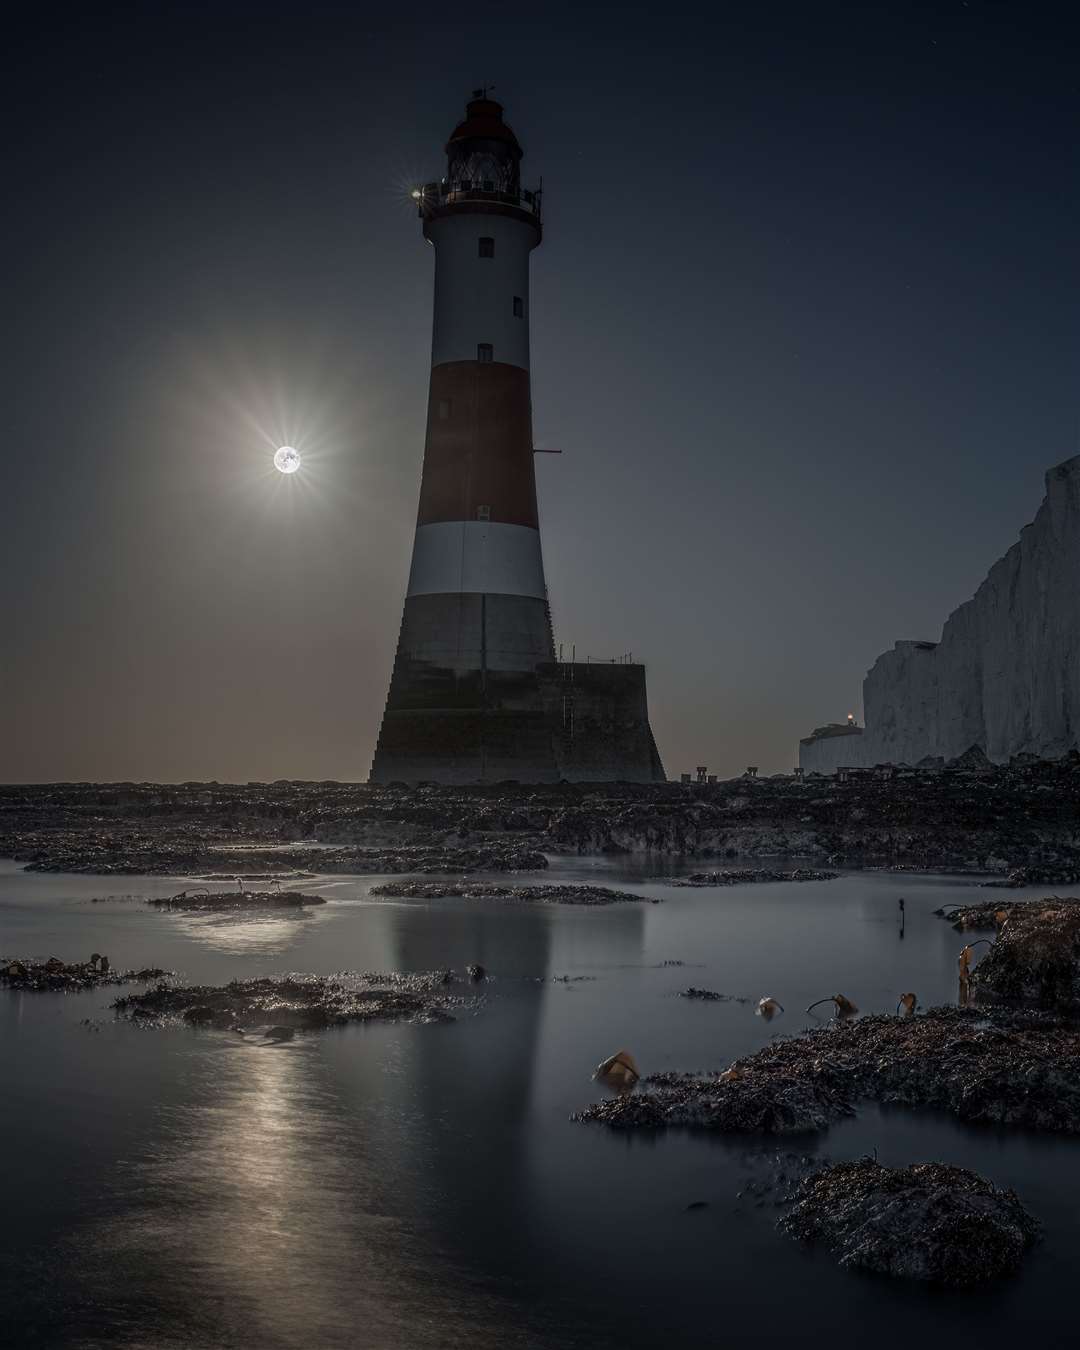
[537,662,666,783]
[371,590,559,784]
[370,598,666,783]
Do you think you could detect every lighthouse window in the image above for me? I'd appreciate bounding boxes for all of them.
[438,399,452,420]
[476,505,491,521]
[477,343,493,363]
[513,296,524,317]
[478,236,495,258]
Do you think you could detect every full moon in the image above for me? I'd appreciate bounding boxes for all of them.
[274,445,301,474]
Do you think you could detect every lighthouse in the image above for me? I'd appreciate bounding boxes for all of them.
[371,94,665,785]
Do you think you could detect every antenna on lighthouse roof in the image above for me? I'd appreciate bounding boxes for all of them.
[472,85,494,99]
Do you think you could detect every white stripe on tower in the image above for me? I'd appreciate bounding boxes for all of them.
[407,520,546,598]
[429,214,532,370]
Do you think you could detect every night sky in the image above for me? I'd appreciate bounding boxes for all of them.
[6,2,1077,782]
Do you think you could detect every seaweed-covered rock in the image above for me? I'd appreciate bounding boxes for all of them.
[148,889,326,911]
[1,956,169,992]
[969,899,1080,1008]
[941,898,1080,1007]
[936,900,1008,930]
[598,1066,852,1134]
[369,881,649,905]
[780,1159,1039,1286]
[575,1007,1080,1135]
[111,970,467,1029]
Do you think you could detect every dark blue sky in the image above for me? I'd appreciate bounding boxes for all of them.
[5,1,1077,780]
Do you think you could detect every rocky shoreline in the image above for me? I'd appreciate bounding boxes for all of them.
[2,757,1078,876]
[10,838,549,877]
[6,774,1080,1291]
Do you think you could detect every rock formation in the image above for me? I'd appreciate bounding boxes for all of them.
[801,455,1079,771]
[780,1160,1040,1286]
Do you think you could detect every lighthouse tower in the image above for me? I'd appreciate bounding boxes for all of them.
[370,92,557,783]
[371,94,665,785]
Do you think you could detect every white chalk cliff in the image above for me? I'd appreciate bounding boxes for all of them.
[801,455,1079,769]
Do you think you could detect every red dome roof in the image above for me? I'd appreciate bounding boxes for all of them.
[446,97,523,157]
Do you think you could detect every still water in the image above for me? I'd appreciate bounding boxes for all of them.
[3,859,1080,1349]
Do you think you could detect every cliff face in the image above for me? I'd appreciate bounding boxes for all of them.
[979,454,1080,758]
[803,455,1079,770]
